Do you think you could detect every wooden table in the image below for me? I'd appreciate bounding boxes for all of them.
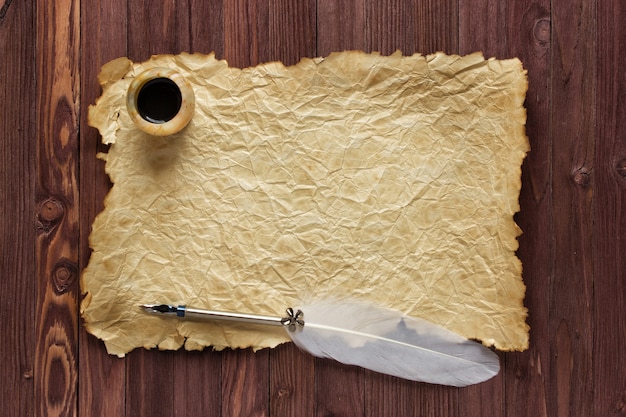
[1,0,624,416]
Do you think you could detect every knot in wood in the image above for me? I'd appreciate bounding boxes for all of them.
[41,326,76,414]
[533,18,550,47]
[37,198,64,233]
[571,168,590,188]
[52,259,77,294]
[39,198,64,221]
[616,390,626,415]
[0,0,13,20]
[616,159,626,179]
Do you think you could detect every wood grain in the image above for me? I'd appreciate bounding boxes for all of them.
[1,0,625,416]
[413,0,459,54]
[500,2,552,417]
[0,0,36,416]
[34,0,80,415]
[365,0,418,55]
[268,0,316,65]
[173,350,222,417]
[127,0,191,62]
[366,0,458,55]
[223,0,271,67]
[125,350,175,416]
[189,0,224,57]
[269,344,315,417]
[317,0,366,55]
[459,0,509,58]
[595,0,626,415]
[315,359,365,417]
[550,0,596,415]
[78,0,127,415]
[366,374,460,417]
[222,349,270,417]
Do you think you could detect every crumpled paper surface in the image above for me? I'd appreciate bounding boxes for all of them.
[81,51,530,357]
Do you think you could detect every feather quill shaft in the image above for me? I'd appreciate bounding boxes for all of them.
[288,300,500,387]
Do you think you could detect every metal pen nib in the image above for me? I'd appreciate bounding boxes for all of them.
[140,304,304,331]
[141,304,179,314]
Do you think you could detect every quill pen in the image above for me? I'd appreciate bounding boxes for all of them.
[141,300,500,387]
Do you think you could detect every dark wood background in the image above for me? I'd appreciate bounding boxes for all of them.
[1,0,625,415]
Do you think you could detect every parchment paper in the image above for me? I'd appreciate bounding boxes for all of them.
[81,51,530,356]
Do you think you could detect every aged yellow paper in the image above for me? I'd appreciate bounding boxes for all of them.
[82,51,530,356]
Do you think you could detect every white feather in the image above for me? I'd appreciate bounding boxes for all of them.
[287,300,500,387]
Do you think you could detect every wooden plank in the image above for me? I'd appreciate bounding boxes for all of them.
[317,0,365,56]
[460,2,553,416]
[501,3,552,417]
[413,0,459,55]
[459,0,508,58]
[125,350,175,416]
[365,0,458,56]
[415,386,459,415]
[594,0,626,414]
[458,377,504,417]
[269,343,315,417]
[268,0,316,65]
[78,0,127,415]
[127,0,191,62]
[364,0,417,55]
[189,0,224,57]
[222,349,270,417]
[365,376,419,417]
[0,0,36,416]
[548,0,596,415]
[316,359,365,417]
[78,337,126,417]
[34,0,80,415]
[173,351,222,417]
[223,0,270,67]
